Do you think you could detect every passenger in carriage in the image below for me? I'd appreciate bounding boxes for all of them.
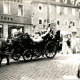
[31,26,51,42]
[31,32,43,42]
[41,26,50,38]
[22,33,30,48]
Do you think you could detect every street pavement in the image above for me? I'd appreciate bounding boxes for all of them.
[0,53,80,80]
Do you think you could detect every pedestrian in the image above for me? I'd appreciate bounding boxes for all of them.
[66,35,72,54]
[58,35,63,53]
[77,64,80,78]
[71,35,76,54]
[62,35,68,54]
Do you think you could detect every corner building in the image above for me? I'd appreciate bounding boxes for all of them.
[0,0,32,39]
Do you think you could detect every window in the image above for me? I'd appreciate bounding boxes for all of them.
[70,0,75,5]
[0,25,3,38]
[3,1,10,14]
[39,19,42,24]
[39,6,42,10]
[8,26,24,38]
[38,4,43,12]
[73,21,75,26]
[57,20,60,25]
[72,8,75,16]
[79,21,80,27]
[64,7,68,14]
[18,5,23,16]
[69,21,75,28]
[43,19,47,28]
[79,9,80,18]
[49,5,51,13]
[56,6,61,14]
[63,0,67,3]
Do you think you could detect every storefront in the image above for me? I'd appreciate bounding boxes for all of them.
[8,25,24,38]
[0,14,32,39]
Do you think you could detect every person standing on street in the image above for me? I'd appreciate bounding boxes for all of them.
[62,35,68,54]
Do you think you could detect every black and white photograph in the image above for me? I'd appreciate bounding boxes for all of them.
[0,0,80,80]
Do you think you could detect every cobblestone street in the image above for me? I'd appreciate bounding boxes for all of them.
[0,53,80,80]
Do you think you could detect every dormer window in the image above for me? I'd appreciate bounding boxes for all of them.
[70,0,75,5]
[63,0,67,3]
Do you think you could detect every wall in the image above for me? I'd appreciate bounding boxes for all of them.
[0,0,3,14]
[32,2,48,31]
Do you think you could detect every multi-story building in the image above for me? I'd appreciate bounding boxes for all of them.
[0,0,32,39]
[0,0,80,39]
[31,0,80,36]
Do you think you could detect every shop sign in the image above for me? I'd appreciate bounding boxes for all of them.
[0,16,13,22]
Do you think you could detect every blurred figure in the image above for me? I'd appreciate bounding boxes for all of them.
[31,32,43,42]
[71,35,76,54]
[58,35,63,53]
[62,35,68,54]
[67,35,71,48]
[66,34,72,54]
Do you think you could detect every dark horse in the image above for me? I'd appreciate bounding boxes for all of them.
[0,38,9,67]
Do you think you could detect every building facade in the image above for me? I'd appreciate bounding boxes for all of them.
[31,0,80,36]
[0,0,80,39]
[0,0,32,39]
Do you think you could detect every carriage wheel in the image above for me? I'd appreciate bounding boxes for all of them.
[23,50,32,61]
[11,54,21,61]
[45,41,57,58]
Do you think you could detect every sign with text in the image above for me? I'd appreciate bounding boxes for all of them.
[0,14,31,24]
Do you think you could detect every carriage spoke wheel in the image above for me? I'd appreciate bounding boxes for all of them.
[11,54,20,61]
[45,41,57,58]
[23,50,32,61]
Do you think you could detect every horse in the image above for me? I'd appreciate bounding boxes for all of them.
[0,38,10,67]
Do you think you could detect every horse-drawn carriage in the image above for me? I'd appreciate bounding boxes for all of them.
[0,25,60,62]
